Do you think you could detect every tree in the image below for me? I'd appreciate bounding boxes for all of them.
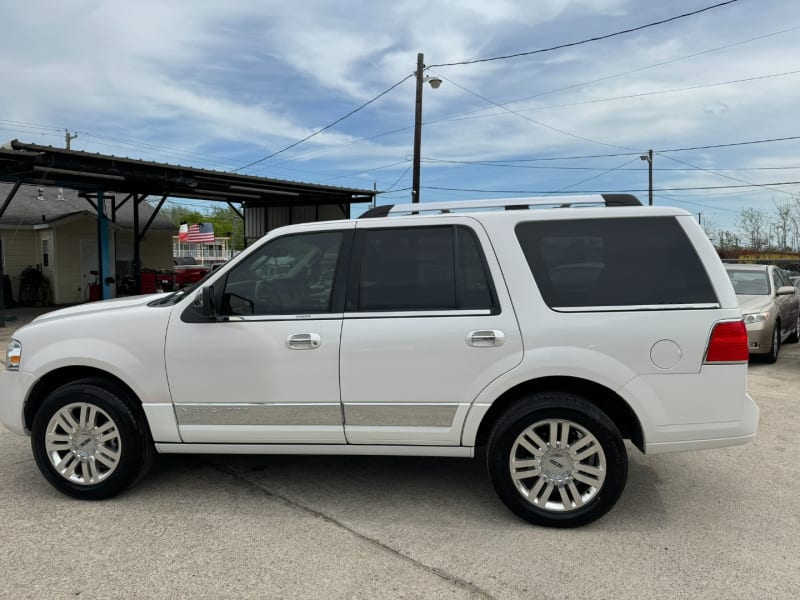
[736,207,768,251]
[700,215,718,244]
[160,203,245,252]
[770,198,794,251]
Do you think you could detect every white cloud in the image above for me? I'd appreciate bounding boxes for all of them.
[1,0,799,228]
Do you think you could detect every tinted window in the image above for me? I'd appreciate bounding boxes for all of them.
[354,226,495,312]
[515,217,717,308]
[222,231,343,315]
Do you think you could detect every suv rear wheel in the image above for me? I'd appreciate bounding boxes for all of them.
[486,392,627,528]
[31,378,154,499]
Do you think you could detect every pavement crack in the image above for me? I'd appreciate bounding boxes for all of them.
[211,462,496,600]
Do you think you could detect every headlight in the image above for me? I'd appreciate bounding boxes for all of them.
[742,312,769,324]
[5,340,21,371]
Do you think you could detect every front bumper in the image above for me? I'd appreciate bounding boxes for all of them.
[745,321,773,354]
[0,370,35,436]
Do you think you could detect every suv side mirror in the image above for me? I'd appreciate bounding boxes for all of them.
[777,285,796,296]
[194,285,217,317]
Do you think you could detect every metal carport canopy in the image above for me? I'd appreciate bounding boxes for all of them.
[0,140,377,312]
[0,140,376,205]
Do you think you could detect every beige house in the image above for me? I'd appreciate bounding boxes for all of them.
[0,184,173,305]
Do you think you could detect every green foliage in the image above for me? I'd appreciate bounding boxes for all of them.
[161,204,244,251]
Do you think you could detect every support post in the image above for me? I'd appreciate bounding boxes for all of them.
[96,191,112,300]
[648,149,653,206]
[0,178,22,220]
[133,194,141,294]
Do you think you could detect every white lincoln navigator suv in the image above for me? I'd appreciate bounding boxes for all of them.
[0,195,759,527]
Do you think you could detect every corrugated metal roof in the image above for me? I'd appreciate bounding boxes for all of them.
[0,183,173,230]
[0,140,378,202]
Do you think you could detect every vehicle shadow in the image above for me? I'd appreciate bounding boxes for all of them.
[136,449,673,530]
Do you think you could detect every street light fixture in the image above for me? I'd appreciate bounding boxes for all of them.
[412,53,442,204]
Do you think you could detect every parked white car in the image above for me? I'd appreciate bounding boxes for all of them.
[1,195,759,527]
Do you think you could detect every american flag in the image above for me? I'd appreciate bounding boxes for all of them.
[187,222,215,244]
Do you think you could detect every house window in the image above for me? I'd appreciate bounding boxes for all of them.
[42,239,50,268]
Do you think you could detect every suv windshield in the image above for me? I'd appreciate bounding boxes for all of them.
[726,269,770,295]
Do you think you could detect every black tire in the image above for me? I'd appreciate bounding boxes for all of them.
[786,315,799,344]
[31,378,154,500]
[764,323,780,363]
[486,392,627,528]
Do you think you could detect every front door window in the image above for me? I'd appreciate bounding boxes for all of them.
[222,231,344,316]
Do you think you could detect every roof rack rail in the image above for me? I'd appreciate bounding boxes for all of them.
[358,194,641,218]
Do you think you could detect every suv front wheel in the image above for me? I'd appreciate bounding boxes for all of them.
[31,378,154,499]
[486,392,628,528]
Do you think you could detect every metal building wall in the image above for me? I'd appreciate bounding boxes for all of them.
[244,204,348,244]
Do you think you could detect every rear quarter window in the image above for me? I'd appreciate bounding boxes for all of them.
[515,217,717,309]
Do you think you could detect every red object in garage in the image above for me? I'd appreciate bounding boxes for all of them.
[139,271,175,294]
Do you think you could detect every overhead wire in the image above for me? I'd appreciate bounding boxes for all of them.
[426,24,800,124]
[440,70,800,124]
[233,73,415,172]
[422,181,800,194]
[438,74,628,150]
[419,158,800,171]
[553,157,642,192]
[655,153,799,198]
[422,135,800,165]
[427,1,739,68]
[251,25,799,168]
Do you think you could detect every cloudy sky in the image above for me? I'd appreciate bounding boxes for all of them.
[1,0,798,232]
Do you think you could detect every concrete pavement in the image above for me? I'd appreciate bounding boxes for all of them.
[1,310,798,599]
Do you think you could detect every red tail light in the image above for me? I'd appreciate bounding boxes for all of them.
[705,320,749,363]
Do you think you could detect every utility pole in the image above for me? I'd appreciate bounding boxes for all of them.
[412,52,425,204]
[640,149,653,205]
[65,130,78,150]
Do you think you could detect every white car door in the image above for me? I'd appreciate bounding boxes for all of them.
[164,223,354,444]
[339,217,523,445]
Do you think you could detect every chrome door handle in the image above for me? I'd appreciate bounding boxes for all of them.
[286,333,321,349]
[467,330,505,347]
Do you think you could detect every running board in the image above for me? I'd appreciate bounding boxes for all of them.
[155,443,474,458]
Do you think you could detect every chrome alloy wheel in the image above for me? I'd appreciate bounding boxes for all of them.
[44,402,122,485]
[509,419,606,512]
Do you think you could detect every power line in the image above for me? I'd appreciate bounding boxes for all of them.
[234,73,415,172]
[441,69,800,124]
[422,181,800,194]
[320,159,409,183]
[555,157,641,192]
[254,25,798,168]
[655,153,799,198]
[423,135,800,165]
[420,158,800,171]
[654,194,741,214]
[439,74,627,150]
[428,1,739,68]
[426,25,800,125]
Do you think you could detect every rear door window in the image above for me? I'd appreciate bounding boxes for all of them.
[515,217,717,309]
[349,225,497,312]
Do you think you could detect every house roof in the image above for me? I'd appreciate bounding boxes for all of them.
[0,183,174,231]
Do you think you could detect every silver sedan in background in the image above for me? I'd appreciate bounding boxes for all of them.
[725,264,800,363]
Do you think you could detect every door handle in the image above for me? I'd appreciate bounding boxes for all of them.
[467,330,505,347]
[286,333,321,349]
